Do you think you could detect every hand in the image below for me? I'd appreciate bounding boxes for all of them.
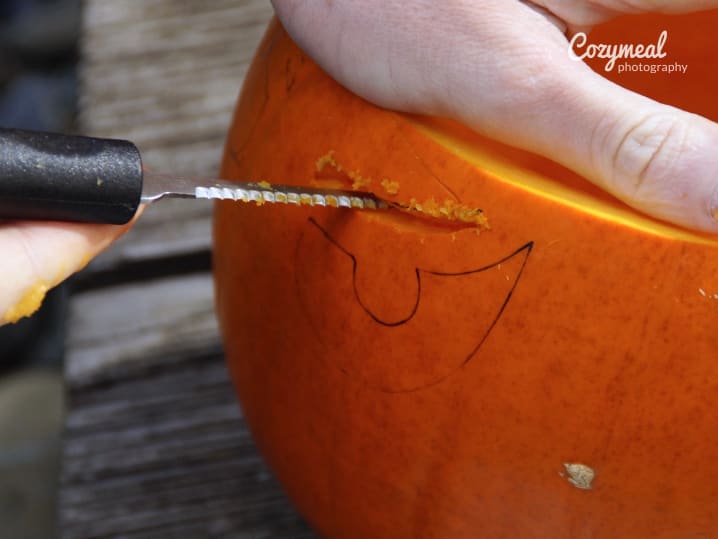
[272,0,718,233]
[0,220,133,325]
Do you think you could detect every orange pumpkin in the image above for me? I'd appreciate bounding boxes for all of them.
[214,14,718,538]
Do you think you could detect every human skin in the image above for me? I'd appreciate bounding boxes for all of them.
[0,219,135,325]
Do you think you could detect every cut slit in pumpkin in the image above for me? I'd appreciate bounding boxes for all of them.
[410,115,718,245]
[314,149,489,233]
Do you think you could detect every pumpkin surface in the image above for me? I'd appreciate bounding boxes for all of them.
[214,14,718,538]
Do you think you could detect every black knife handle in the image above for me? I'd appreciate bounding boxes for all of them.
[0,127,143,224]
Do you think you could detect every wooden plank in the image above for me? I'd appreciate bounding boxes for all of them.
[65,273,219,387]
[79,0,273,176]
[59,351,313,538]
[78,0,273,273]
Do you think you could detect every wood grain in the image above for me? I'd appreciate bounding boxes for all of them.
[60,1,315,536]
[79,0,271,176]
[79,0,274,274]
[60,350,313,539]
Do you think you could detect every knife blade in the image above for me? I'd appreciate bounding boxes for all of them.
[141,171,388,210]
[0,127,389,225]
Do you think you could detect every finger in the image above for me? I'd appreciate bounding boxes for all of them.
[270,0,458,114]
[270,0,586,129]
[0,218,135,325]
[533,72,718,233]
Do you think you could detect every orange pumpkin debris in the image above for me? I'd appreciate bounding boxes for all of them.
[214,13,718,539]
[380,178,400,195]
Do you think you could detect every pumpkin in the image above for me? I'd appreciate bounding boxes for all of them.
[214,13,718,538]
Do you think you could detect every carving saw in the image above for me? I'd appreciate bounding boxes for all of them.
[0,127,389,224]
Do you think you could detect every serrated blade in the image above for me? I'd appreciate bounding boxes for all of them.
[141,171,389,210]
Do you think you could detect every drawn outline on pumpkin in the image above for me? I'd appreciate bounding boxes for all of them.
[296,217,534,393]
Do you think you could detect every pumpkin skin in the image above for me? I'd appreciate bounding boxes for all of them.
[214,14,718,539]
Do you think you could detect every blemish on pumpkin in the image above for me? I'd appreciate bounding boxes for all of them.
[562,463,595,490]
[258,180,272,189]
[697,288,718,302]
[3,282,49,324]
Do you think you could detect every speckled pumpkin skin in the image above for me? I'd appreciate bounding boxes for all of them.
[214,14,718,538]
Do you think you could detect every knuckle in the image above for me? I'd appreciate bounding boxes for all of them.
[505,55,564,102]
[485,56,570,121]
[606,113,687,203]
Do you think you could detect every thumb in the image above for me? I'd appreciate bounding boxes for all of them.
[417,6,718,233]
[552,72,718,233]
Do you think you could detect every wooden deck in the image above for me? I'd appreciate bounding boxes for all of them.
[59,2,314,536]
